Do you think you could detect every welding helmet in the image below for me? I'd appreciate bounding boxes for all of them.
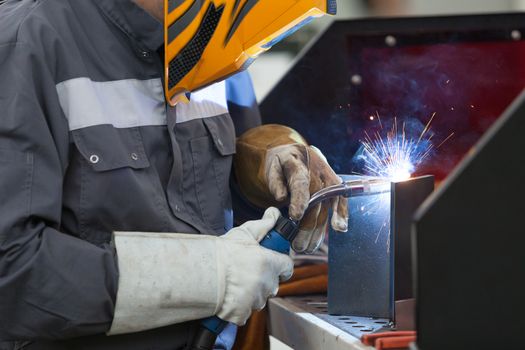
[164,0,336,105]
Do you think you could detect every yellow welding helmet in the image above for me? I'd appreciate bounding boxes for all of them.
[165,0,336,105]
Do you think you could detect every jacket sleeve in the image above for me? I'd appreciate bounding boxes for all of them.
[226,71,262,137]
[0,42,118,340]
[226,71,268,225]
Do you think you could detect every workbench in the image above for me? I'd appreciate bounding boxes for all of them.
[268,295,390,350]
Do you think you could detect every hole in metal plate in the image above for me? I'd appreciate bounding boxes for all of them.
[285,295,390,339]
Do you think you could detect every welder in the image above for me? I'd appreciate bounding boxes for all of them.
[0,1,347,350]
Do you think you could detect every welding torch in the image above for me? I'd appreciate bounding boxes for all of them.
[189,178,390,350]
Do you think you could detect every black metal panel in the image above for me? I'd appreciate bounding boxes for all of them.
[391,175,435,302]
[413,90,525,350]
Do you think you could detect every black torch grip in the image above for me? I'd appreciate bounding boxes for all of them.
[189,327,218,350]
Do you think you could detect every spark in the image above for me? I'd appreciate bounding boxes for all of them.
[376,111,383,129]
[418,112,436,144]
[375,221,386,244]
[357,112,454,182]
[436,132,455,149]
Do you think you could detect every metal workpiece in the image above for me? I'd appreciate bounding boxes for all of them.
[268,296,379,350]
[328,175,434,322]
[291,295,392,338]
[391,175,435,303]
[329,176,393,318]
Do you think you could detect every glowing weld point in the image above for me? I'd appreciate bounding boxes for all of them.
[389,167,412,182]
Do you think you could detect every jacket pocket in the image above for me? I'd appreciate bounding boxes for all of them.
[70,126,160,244]
[190,115,236,232]
[72,126,150,172]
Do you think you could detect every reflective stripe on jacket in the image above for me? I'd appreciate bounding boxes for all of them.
[0,0,260,349]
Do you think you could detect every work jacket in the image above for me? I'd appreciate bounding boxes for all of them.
[0,0,261,349]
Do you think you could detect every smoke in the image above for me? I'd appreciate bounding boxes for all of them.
[350,42,503,179]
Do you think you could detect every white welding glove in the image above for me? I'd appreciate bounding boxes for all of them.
[108,207,293,335]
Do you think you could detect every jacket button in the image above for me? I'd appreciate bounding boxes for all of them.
[141,51,151,58]
[131,153,139,161]
[89,155,100,164]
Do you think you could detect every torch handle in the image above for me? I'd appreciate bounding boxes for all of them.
[189,215,298,350]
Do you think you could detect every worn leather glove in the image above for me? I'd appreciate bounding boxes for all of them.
[235,124,348,254]
[108,207,293,335]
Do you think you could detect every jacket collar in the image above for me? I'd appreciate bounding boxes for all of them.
[95,0,164,51]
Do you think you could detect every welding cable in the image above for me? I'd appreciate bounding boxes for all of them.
[361,331,417,349]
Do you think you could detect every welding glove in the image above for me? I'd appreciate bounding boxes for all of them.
[235,124,349,254]
[108,207,293,335]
